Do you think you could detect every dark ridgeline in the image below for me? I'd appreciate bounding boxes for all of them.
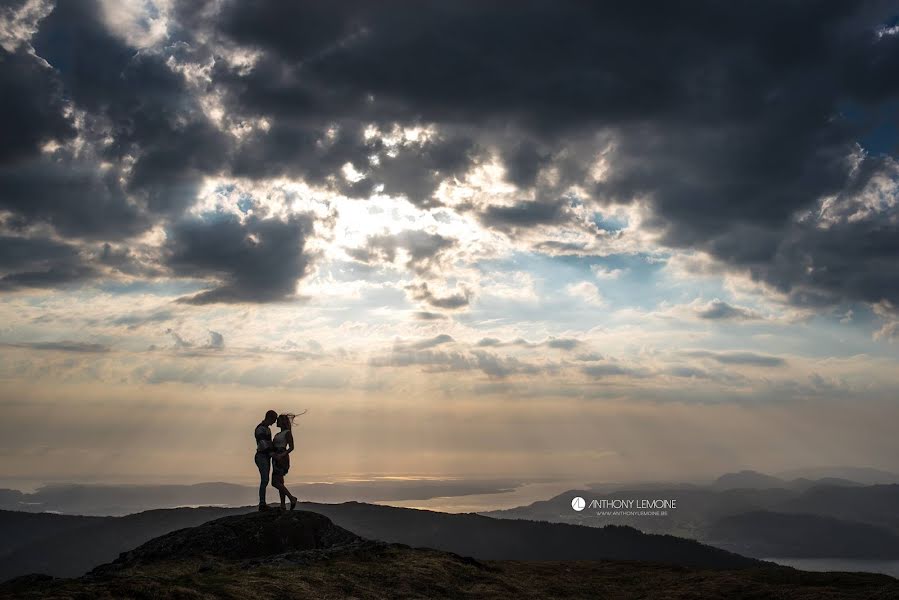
[0,501,756,581]
[3,510,898,600]
[708,511,899,559]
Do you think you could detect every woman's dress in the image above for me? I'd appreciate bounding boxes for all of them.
[272,430,290,476]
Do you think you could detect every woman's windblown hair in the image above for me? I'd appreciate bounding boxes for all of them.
[277,410,307,429]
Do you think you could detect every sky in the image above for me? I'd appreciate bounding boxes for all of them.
[0,0,898,488]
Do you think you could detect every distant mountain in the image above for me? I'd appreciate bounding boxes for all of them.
[0,501,757,581]
[711,470,860,491]
[777,485,899,533]
[482,477,899,558]
[708,511,899,559]
[0,478,524,516]
[483,486,796,538]
[3,511,897,600]
[712,470,787,490]
[776,467,899,485]
[0,483,254,516]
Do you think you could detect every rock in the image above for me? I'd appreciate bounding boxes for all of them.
[98,510,360,571]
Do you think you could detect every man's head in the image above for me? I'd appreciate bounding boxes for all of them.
[263,409,278,425]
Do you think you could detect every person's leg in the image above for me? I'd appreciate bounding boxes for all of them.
[271,472,287,509]
[254,453,270,507]
[285,481,298,510]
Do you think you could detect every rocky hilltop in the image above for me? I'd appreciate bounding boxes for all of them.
[102,511,362,567]
[3,510,899,599]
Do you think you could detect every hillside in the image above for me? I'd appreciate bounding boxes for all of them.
[482,481,899,557]
[0,502,756,580]
[3,511,897,600]
[708,511,899,559]
[777,485,899,533]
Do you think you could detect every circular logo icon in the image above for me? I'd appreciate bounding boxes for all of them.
[571,496,586,511]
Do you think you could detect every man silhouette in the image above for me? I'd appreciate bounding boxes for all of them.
[254,410,278,511]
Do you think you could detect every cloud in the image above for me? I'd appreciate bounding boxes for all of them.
[872,301,899,342]
[395,334,454,351]
[166,213,315,304]
[206,330,225,350]
[165,328,192,349]
[581,363,647,379]
[1,0,895,314]
[2,340,109,353]
[0,45,74,165]
[0,235,96,290]
[375,348,544,379]
[695,299,761,321]
[413,311,447,321]
[370,338,547,379]
[475,337,583,351]
[545,338,582,350]
[201,0,899,309]
[347,229,455,273]
[591,266,624,280]
[478,199,569,233]
[405,282,471,310]
[0,0,229,243]
[685,350,786,367]
[109,309,175,330]
[565,281,604,306]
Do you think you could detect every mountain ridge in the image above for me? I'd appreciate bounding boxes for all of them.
[3,509,898,600]
[0,501,757,581]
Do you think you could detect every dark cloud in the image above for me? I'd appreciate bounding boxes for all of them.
[478,199,569,233]
[413,311,447,321]
[0,0,228,245]
[198,0,899,307]
[33,0,229,207]
[0,155,141,239]
[545,338,582,351]
[0,47,75,165]
[0,234,96,290]
[502,141,551,188]
[405,282,470,310]
[347,230,455,273]
[165,213,315,304]
[695,300,760,321]
[2,0,898,310]
[366,134,481,207]
[685,350,786,367]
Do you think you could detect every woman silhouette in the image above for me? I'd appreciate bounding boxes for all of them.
[271,412,303,510]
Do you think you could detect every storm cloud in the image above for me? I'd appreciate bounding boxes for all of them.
[0,0,897,315]
[199,0,899,308]
[165,213,315,304]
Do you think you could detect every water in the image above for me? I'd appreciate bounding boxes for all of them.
[765,558,899,579]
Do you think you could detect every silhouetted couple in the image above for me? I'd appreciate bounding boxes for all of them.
[254,410,302,511]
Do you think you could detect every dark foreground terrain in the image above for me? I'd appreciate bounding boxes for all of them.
[0,502,759,579]
[3,511,898,600]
